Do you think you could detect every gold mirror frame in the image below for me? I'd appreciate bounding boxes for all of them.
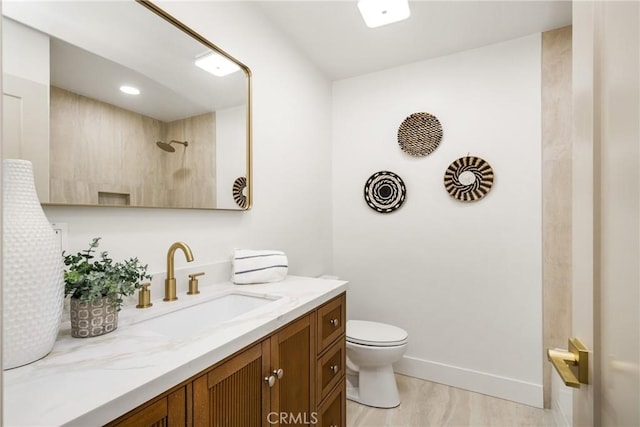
[138,0,252,210]
[2,0,252,210]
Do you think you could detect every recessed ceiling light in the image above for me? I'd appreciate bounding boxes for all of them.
[119,85,140,95]
[357,0,411,28]
[195,51,241,77]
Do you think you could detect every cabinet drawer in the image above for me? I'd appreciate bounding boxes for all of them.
[317,379,346,427]
[317,294,346,354]
[317,338,345,403]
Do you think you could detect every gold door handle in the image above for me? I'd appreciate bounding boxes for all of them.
[547,337,589,388]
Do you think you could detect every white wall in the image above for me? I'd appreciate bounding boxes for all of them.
[216,105,247,209]
[43,1,334,280]
[332,34,543,407]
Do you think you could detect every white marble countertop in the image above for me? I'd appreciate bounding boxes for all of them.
[3,275,348,427]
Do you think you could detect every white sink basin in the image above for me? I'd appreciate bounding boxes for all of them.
[136,292,280,338]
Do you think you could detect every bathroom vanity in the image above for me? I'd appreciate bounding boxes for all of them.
[3,276,347,426]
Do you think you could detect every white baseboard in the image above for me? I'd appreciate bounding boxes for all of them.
[394,355,544,408]
[551,371,572,426]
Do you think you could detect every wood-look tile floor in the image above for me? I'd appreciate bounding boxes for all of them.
[347,374,556,427]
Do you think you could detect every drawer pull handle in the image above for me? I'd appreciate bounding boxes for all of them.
[330,364,339,374]
[264,375,276,387]
[273,368,284,379]
[330,318,339,327]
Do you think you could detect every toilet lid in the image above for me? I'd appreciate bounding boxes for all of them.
[346,320,408,347]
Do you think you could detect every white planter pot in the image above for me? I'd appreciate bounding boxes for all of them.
[3,159,64,370]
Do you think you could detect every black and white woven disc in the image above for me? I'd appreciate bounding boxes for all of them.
[444,156,494,202]
[398,112,443,156]
[364,171,406,213]
[232,176,248,208]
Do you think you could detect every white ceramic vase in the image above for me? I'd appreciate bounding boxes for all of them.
[3,159,64,370]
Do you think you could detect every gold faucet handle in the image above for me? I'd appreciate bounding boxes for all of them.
[187,272,205,295]
[136,283,153,309]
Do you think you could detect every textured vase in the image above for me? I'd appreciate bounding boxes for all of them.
[70,297,118,338]
[3,159,64,370]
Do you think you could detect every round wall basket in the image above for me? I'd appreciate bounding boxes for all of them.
[232,176,248,209]
[444,156,494,202]
[364,171,406,214]
[397,112,443,157]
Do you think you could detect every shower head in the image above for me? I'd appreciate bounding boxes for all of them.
[156,141,175,152]
[156,140,189,153]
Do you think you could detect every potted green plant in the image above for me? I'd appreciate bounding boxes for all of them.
[63,237,151,338]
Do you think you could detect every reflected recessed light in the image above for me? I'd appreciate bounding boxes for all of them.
[195,51,241,77]
[357,0,411,28]
[120,85,140,95]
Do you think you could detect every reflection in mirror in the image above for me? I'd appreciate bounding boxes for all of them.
[2,0,251,210]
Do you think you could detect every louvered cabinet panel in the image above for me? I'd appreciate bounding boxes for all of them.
[193,341,270,427]
[105,386,187,427]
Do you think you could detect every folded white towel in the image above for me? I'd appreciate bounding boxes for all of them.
[232,249,288,284]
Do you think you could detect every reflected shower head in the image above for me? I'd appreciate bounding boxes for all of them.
[156,141,175,152]
[156,140,189,153]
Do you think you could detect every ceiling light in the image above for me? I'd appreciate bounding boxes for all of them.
[357,0,411,28]
[195,51,241,77]
[119,85,140,95]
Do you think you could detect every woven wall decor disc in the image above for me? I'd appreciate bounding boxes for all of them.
[364,171,406,213]
[444,156,494,202]
[398,112,443,156]
[232,176,248,208]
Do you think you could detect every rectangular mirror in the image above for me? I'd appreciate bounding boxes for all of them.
[2,0,252,210]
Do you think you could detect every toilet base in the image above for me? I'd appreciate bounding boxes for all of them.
[345,366,400,408]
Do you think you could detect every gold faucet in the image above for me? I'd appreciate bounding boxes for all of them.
[164,242,194,301]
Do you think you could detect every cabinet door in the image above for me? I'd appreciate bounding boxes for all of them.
[270,314,316,426]
[105,387,187,427]
[193,341,271,427]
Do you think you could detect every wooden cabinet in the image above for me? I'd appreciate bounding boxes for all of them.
[192,314,315,426]
[105,386,188,427]
[106,293,345,427]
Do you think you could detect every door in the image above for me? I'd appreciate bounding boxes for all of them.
[2,74,50,200]
[570,1,639,425]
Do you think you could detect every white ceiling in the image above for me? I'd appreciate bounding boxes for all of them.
[255,1,572,80]
[4,1,572,119]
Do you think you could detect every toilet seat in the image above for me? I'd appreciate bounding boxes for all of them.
[346,320,408,347]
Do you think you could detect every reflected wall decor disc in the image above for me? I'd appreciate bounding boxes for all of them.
[364,171,406,213]
[232,176,248,208]
[397,112,443,156]
[443,156,494,202]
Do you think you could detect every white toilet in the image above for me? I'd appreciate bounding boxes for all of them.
[346,320,409,408]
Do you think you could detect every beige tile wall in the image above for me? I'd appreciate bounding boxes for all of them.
[541,26,572,408]
[50,86,216,208]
